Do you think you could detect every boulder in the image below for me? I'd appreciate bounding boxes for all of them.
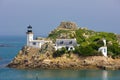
[39,43,55,56]
[57,21,78,30]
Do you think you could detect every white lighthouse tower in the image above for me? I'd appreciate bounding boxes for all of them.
[26,25,52,48]
[26,25,33,46]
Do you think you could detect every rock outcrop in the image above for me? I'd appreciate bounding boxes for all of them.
[48,21,78,40]
[8,46,120,70]
[57,21,78,30]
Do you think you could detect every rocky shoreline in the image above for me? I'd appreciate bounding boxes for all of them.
[7,46,120,70]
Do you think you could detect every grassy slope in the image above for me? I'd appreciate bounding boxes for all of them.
[48,28,120,57]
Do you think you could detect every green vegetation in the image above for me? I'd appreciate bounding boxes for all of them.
[48,30,68,39]
[53,47,67,57]
[74,45,99,56]
[107,43,120,58]
[49,27,120,57]
[48,29,76,42]
[53,47,72,58]
[75,29,120,57]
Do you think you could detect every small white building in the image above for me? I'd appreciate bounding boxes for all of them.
[55,39,77,51]
[98,39,107,57]
[26,25,51,48]
[98,46,107,57]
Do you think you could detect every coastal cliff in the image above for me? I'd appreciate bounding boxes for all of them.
[8,21,120,70]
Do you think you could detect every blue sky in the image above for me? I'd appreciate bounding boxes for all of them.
[0,0,120,36]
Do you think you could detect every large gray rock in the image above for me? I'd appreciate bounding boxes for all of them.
[57,21,78,30]
[39,43,55,55]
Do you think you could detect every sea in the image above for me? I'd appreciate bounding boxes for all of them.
[0,36,120,80]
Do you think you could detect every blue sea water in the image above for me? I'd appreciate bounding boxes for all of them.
[0,36,120,80]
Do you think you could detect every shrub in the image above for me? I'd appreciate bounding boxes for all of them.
[74,44,99,56]
[108,43,120,56]
[53,47,67,57]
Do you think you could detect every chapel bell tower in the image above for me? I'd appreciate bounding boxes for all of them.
[26,25,33,46]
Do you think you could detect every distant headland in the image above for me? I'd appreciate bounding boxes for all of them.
[0,44,13,47]
[7,21,120,70]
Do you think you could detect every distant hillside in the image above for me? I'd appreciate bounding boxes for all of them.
[48,21,120,57]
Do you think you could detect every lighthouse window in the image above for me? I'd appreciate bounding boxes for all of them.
[33,42,36,45]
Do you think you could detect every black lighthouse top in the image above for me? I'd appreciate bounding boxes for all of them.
[27,25,33,33]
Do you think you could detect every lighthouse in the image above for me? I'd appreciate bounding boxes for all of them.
[26,25,33,46]
[26,25,52,48]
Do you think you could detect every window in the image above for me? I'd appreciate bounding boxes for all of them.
[104,49,106,53]
[33,42,36,45]
[60,41,63,44]
[69,41,72,44]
